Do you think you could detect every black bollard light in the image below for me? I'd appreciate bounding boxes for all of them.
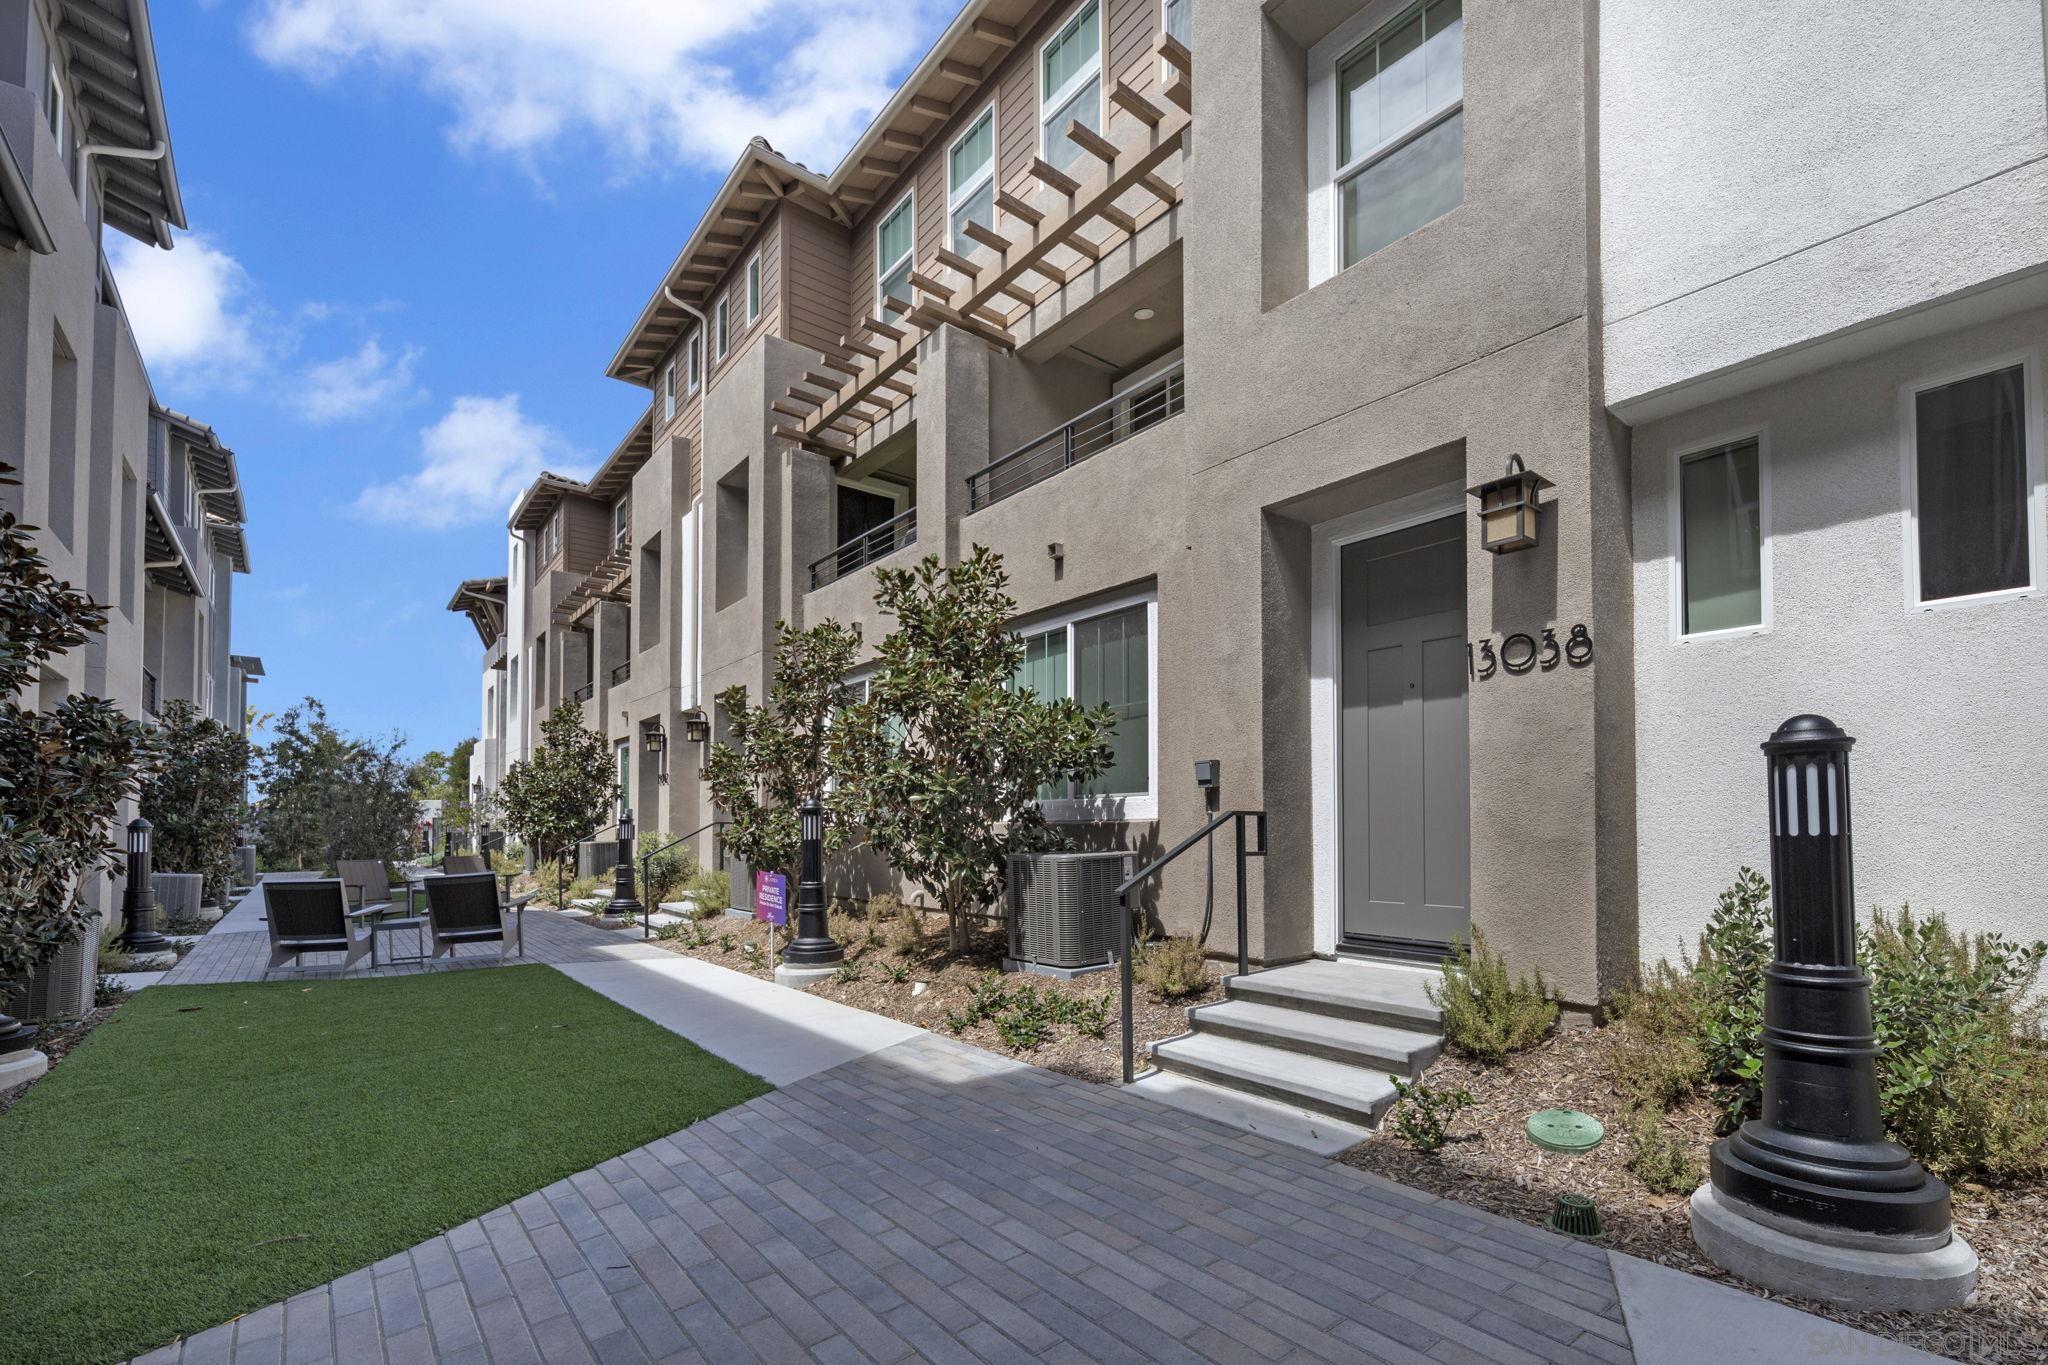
[117,817,172,954]
[1694,715,1971,1308]
[779,797,843,966]
[608,803,643,920]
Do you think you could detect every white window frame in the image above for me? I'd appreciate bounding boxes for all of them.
[712,294,730,365]
[1160,0,1192,77]
[947,102,996,252]
[1667,426,1772,644]
[1039,0,1104,165]
[46,58,64,147]
[686,331,702,395]
[745,252,762,327]
[1013,586,1158,823]
[662,361,677,421]
[875,189,916,318]
[1898,349,2045,613]
[1305,0,1465,286]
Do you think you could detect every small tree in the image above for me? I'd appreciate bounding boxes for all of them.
[703,620,862,879]
[413,736,478,845]
[138,700,250,905]
[830,547,1115,951]
[254,698,417,870]
[498,701,615,911]
[0,462,156,1025]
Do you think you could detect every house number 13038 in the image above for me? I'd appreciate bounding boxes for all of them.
[1468,625,1592,680]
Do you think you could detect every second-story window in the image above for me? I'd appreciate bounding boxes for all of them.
[949,106,996,255]
[45,59,64,146]
[713,295,730,364]
[1163,0,1192,48]
[876,192,914,321]
[1040,1,1102,174]
[1333,0,1464,269]
[746,253,762,326]
[687,331,702,394]
[658,364,673,422]
[614,497,630,554]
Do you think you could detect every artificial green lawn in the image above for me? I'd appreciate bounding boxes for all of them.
[0,966,771,1365]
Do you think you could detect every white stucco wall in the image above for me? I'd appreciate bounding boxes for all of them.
[1631,306,2048,966]
[1599,0,2048,415]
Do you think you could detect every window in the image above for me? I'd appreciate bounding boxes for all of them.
[661,362,676,421]
[712,295,730,364]
[686,331,702,394]
[1321,0,1464,273]
[45,59,63,146]
[1040,1,1102,174]
[1906,361,2040,606]
[1163,0,1191,48]
[746,254,762,326]
[614,497,630,554]
[875,192,915,321]
[948,106,996,255]
[1011,594,1156,818]
[615,741,631,810]
[1676,436,1766,637]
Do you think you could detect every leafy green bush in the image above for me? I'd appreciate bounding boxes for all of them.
[1387,1076,1474,1154]
[874,894,925,958]
[1609,962,1706,1113]
[562,874,609,904]
[1693,868,1772,1132]
[636,832,696,905]
[684,869,731,914]
[1134,935,1208,1002]
[1428,927,1557,1063]
[939,973,1111,1052]
[1864,906,2048,1183]
[489,848,527,881]
[1624,1108,1701,1194]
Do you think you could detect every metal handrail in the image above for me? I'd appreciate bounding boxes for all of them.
[638,819,730,939]
[967,365,1184,511]
[810,505,917,589]
[1114,807,1267,1084]
[610,661,632,685]
[571,682,594,702]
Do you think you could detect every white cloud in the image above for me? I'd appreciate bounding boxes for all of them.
[246,0,952,174]
[302,337,422,422]
[354,394,584,529]
[106,231,267,389]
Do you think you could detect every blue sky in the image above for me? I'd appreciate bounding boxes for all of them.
[112,0,954,756]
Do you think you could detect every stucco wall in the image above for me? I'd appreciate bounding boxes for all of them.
[1600,0,2048,413]
[1631,306,2048,966]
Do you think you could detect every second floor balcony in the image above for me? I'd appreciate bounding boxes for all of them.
[968,364,1185,512]
[811,505,916,591]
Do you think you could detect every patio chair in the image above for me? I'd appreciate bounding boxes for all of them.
[336,859,403,917]
[263,879,375,975]
[441,853,487,875]
[423,872,521,962]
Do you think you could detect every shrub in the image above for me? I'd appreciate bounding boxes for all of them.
[637,832,696,906]
[833,961,865,984]
[93,973,129,1008]
[827,904,868,957]
[874,894,925,958]
[1624,1108,1702,1194]
[1864,906,2048,1183]
[883,962,910,984]
[684,869,731,914]
[489,848,526,881]
[1134,935,1208,1002]
[1692,868,1772,1132]
[1609,962,1706,1113]
[139,700,250,905]
[562,874,608,904]
[1387,1076,1474,1154]
[1428,927,1557,1064]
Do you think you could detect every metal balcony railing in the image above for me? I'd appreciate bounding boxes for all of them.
[571,682,594,703]
[142,668,159,718]
[610,661,632,686]
[966,365,1185,512]
[810,506,916,590]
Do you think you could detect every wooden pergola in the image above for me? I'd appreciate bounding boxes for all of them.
[775,33,1193,456]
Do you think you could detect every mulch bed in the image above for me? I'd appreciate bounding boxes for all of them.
[0,1001,125,1117]
[1341,1023,2045,1364]
[640,909,1220,1085]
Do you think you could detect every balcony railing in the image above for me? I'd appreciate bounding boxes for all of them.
[811,506,916,590]
[966,365,1185,512]
[571,682,594,703]
[142,668,159,718]
[610,661,632,686]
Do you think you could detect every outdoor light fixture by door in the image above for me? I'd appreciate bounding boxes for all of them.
[681,709,711,745]
[644,720,669,784]
[1467,454,1552,554]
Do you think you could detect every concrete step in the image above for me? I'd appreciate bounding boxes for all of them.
[1149,1032,1401,1128]
[1225,958,1441,1031]
[1187,998,1440,1075]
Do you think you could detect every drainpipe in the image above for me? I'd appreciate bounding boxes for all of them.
[664,284,709,721]
[662,284,707,341]
[82,139,168,169]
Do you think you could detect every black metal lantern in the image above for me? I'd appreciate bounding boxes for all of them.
[781,796,844,967]
[681,709,711,745]
[1467,454,1552,554]
[118,817,172,953]
[608,801,643,919]
[644,720,669,784]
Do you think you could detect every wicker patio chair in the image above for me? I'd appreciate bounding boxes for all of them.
[441,853,487,875]
[423,872,520,962]
[263,879,375,975]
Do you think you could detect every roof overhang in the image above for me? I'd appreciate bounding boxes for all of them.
[0,123,55,255]
[206,514,249,572]
[229,653,264,677]
[586,406,655,502]
[156,404,245,523]
[143,486,196,593]
[59,0,187,248]
[508,472,591,533]
[446,576,509,648]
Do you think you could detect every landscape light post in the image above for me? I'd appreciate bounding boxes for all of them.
[117,817,172,954]
[1691,714,1976,1308]
[779,796,842,968]
[607,802,642,921]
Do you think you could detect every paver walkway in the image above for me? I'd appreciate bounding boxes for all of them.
[133,1027,1937,1364]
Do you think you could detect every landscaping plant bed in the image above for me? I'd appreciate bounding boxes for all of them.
[1341,1023,2047,1364]
[647,910,1223,1085]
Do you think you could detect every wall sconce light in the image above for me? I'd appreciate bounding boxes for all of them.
[644,720,669,784]
[1467,454,1552,555]
[681,709,711,745]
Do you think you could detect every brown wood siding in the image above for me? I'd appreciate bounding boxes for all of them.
[1107,0,1156,90]
[562,499,609,574]
[780,205,854,356]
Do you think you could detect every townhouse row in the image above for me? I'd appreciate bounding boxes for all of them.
[454,0,2048,1005]
[2,0,261,1021]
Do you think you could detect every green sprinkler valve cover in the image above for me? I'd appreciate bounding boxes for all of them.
[1526,1109,1605,1154]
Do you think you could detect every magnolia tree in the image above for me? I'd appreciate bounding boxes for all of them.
[0,462,155,1047]
[139,700,250,905]
[498,701,615,911]
[703,620,862,880]
[831,547,1115,951]
[255,698,417,870]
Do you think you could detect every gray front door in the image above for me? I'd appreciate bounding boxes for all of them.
[1339,515,1470,951]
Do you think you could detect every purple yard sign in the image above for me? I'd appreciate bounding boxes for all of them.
[754,871,788,927]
